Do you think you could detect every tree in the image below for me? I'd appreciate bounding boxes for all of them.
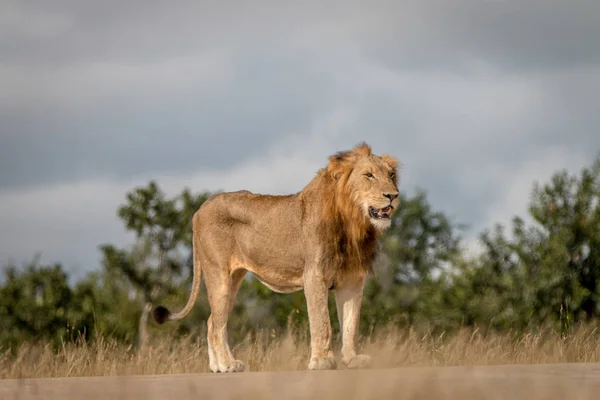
[526,153,600,324]
[360,189,465,332]
[465,152,600,331]
[380,188,464,284]
[0,260,74,348]
[68,269,143,344]
[99,181,213,347]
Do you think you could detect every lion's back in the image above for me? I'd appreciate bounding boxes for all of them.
[196,189,301,227]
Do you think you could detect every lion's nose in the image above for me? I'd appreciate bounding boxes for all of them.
[383,192,399,202]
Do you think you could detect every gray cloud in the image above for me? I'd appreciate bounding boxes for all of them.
[0,53,341,190]
[365,0,600,74]
[1,0,600,271]
[3,0,600,190]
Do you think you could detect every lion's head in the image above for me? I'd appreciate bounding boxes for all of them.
[326,142,400,232]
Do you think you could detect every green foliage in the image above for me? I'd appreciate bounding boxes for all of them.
[69,270,144,343]
[96,181,214,345]
[422,152,600,334]
[358,189,465,333]
[381,189,465,283]
[0,261,74,348]
[100,181,213,304]
[2,152,600,351]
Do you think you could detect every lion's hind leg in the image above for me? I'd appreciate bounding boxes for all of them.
[205,268,246,373]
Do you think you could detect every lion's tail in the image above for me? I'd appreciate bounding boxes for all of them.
[152,231,202,325]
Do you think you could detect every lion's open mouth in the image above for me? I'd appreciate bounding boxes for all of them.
[368,205,393,220]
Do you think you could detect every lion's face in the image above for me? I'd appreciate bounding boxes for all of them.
[347,155,400,230]
[326,143,401,232]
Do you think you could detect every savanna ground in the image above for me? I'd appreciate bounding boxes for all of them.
[2,323,600,379]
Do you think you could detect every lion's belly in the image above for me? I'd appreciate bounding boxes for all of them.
[231,253,305,294]
[251,272,304,293]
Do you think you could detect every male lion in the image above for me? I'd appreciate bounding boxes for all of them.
[153,142,400,373]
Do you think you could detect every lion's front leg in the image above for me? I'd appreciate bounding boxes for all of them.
[304,271,337,371]
[335,278,372,369]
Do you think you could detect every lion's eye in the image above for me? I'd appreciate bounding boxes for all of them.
[365,172,374,178]
[389,172,395,179]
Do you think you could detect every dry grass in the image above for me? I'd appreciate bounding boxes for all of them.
[1,324,600,379]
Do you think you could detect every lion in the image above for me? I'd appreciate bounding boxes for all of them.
[152,142,401,373]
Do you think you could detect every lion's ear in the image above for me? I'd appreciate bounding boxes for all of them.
[353,142,372,157]
[330,169,344,180]
[381,154,400,170]
[327,157,344,180]
[328,151,352,180]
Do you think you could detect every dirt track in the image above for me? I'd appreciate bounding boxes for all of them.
[1,363,600,400]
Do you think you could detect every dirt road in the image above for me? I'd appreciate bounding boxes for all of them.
[2,362,600,400]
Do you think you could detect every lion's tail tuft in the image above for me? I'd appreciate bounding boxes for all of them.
[152,305,172,325]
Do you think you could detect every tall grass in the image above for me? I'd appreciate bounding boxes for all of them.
[1,324,600,379]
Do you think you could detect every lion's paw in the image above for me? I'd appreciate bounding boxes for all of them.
[213,360,245,373]
[308,356,337,371]
[226,360,245,373]
[344,354,372,369]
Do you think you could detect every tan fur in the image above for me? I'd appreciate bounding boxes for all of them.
[153,142,400,372]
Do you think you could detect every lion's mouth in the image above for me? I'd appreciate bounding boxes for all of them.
[368,205,393,220]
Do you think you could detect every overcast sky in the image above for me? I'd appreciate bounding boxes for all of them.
[2,0,600,279]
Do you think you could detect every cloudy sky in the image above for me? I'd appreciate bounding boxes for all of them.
[1,0,600,279]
